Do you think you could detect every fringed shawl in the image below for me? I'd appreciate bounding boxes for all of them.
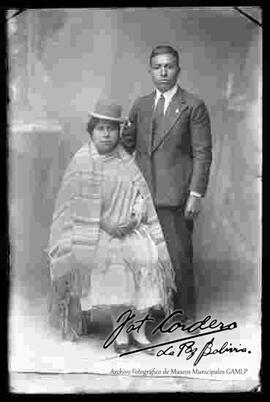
[48,141,176,307]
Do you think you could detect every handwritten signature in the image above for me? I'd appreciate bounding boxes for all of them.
[103,309,251,365]
[155,337,251,366]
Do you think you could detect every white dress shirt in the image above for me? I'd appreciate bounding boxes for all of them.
[154,84,201,198]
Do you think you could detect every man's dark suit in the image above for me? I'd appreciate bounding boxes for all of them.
[121,86,212,320]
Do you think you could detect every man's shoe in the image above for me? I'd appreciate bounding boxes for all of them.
[183,320,201,335]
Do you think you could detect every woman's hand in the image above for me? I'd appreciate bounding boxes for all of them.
[100,217,138,238]
[115,216,138,237]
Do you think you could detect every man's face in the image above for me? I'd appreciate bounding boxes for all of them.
[150,53,180,93]
[92,119,119,154]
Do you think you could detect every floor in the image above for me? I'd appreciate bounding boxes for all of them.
[9,293,261,394]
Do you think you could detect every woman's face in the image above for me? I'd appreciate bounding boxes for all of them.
[91,119,120,154]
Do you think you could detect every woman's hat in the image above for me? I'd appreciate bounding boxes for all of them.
[88,98,124,123]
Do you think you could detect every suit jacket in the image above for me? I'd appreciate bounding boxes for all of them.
[121,86,212,207]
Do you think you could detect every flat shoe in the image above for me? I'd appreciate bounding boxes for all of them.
[113,342,130,354]
[131,337,156,355]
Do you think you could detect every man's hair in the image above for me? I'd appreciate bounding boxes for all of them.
[150,45,180,66]
[86,117,120,136]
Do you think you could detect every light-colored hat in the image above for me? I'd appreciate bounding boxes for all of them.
[88,98,124,122]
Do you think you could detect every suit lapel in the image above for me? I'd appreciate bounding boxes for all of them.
[152,87,188,153]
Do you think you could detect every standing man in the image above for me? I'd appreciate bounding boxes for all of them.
[121,45,212,323]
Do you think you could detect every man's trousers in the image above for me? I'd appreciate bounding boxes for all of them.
[156,206,196,321]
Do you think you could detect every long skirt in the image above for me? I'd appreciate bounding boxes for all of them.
[48,226,167,338]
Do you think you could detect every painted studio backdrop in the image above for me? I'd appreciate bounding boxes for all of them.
[8,7,261,388]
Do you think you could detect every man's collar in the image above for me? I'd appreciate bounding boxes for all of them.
[155,84,179,99]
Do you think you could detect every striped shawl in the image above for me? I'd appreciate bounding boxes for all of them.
[48,141,176,306]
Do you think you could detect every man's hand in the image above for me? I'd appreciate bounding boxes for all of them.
[184,194,202,220]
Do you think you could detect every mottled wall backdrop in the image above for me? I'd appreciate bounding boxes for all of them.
[9,8,261,326]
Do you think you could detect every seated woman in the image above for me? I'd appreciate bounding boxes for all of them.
[47,99,176,354]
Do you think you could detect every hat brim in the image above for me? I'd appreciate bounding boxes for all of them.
[88,111,124,123]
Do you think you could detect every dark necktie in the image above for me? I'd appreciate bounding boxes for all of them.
[155,94,165,118]
[152,94,165,147]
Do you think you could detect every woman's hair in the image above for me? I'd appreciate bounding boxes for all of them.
[87,117,100,136]
[86,117,120,136]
